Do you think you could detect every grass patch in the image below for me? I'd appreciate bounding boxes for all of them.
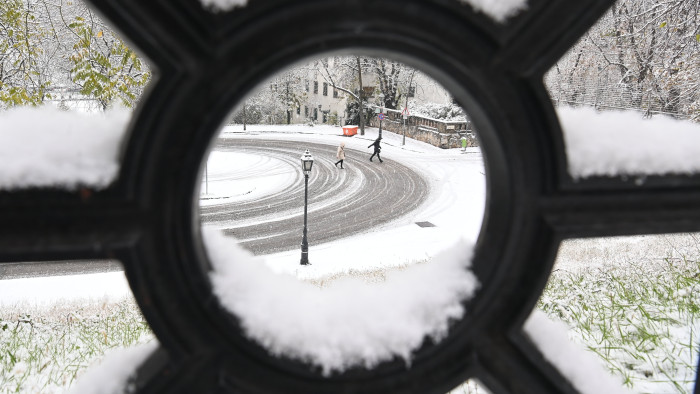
[539,251,700,393]
[0,298,153,393]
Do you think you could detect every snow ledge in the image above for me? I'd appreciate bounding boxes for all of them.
[204,226,479,374]
[0,106,130,190]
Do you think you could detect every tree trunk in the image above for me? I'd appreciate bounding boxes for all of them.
[286,81,291,125]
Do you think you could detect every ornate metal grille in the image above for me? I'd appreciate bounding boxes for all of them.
[2,0,698,392]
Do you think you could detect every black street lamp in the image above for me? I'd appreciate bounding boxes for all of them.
[300,149,314,266]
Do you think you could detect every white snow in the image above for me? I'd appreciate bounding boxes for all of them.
[68,341,158,394]
[0,106,130,190]
[200,151,296,206]
[525,310,633,394]
[558,106,700,178]
[205,226,479,374]
[199,0,246,12]
[459,0,528,22]
[0,271,131,307]
[199,0,527,23]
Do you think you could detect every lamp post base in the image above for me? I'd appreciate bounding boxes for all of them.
[300,249,310,265]
[300,241,310,265]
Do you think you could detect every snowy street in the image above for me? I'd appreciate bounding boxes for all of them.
[206,125,486,279]
[200,138,430,254]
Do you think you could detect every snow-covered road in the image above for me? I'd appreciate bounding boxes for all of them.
[208,126,486,279]
[200,138,429,254]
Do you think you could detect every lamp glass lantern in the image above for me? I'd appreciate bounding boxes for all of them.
[301,149,314,175]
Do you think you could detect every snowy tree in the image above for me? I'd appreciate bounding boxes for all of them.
[546,0,699,120]
[229,68,308,125]
[367,58,414,110]
[411,102,467,121]
[0,0,51,107]
[63,4,150,110]
[0,0,150,111]
[316,56,369,133]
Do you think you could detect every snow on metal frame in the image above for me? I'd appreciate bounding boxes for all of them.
[205,226,479,374]
[200,0,528,23]
[559,106,700,178]
[0,106,130,190]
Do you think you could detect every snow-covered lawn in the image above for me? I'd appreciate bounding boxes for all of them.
[3,234,697,393]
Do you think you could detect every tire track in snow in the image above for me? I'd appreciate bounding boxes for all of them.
[199,139,429,255]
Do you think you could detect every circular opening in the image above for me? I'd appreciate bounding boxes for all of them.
[195,54,488,374]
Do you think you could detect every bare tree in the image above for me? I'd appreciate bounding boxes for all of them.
[547,0,699,120]
[317,56,368,134]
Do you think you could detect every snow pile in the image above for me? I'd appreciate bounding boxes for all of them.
[459,0,528,22]
[200,0,527,22]
[69,341,158,394]
[200,0,246,12]
[0,271,131,306]
[558,106,700,178]
[0,106,130,190]
[204,226,479,374]
[525,310,632,394]
[411,102,467,122]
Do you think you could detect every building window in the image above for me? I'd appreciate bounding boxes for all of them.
[323,82,328,96]
[333,88,338,98]
[313,81,318,94]
[313,108,318,120]
[305,80,309,92]
[297,106,300,115]
[305,106,309,117]
[408,85,416,98]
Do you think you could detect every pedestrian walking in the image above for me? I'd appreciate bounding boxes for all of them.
[368,137,383,163]
[335,142,346,169]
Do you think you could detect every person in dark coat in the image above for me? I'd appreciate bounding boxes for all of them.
[368,137,383,163]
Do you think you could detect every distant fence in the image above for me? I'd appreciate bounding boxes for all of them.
[367,107,478,149]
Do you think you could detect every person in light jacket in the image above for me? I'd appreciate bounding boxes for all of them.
[368,137,383,163]
[335,142,346,169]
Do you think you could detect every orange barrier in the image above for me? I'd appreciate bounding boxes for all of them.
[342,126,358,136]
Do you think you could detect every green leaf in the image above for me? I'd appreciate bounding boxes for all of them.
[659,21,667,28]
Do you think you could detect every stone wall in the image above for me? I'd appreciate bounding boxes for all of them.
[367,108,478,149]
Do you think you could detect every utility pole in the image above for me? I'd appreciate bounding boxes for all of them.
[403,71,416,145]
[357,56,365,136]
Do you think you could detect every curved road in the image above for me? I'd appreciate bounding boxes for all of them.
[1,138,429,278]
[201,138,429,255]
